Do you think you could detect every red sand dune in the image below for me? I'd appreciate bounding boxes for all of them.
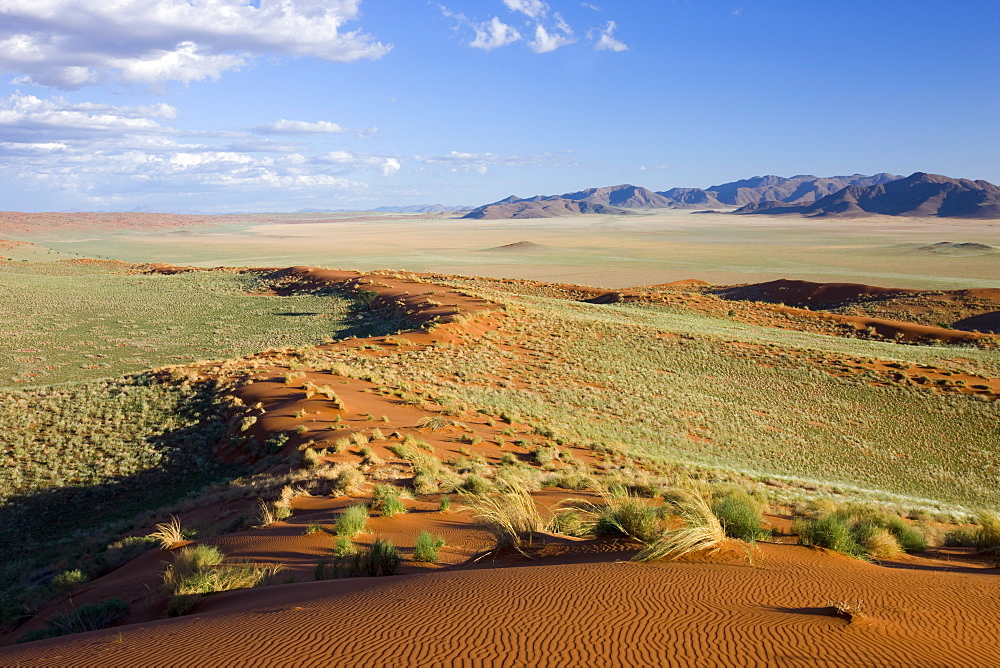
[718,278,911,306]
[3,543,999,667]
[4,265,999,665]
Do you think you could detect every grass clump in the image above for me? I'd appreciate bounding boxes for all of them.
[413,531,447,563]
[49,569,88,595]
[317,538,402,579]
[633,486,726,562]
[463,479,546,553]
[794,505,926,559]
[711,490,770,542]
[335,504,369,538]
[974,511,1000,549]
[794,514,865,558]
[17,598,129,644]
[371,484,407,518]
[162,544,280,616]
[149,515,185,550]
[593,487,661,544]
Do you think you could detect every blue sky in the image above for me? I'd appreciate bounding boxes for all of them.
[0,0,997,212]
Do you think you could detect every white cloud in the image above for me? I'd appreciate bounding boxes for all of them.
[444,3,583,54]
[414,149,574,174]
[594,21,627,52]
[251,119,375,136]
[318,150,401,176]
[528,23,575,54]
[503,0,549,19]
[0,92,406,206]
[0,0,391,89]
[0,92,175,139]
[470,17,522,50]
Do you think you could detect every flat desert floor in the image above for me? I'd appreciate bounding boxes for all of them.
[7,209,999,289]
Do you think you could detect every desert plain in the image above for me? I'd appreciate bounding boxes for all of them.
[0,208,999,667]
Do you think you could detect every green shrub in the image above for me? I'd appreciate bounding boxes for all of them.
[162,544,279,616]
[413,531,446,563]
[794,515,864,558]
[359,539,401,576]
[50,569,88,594]
[943,526,978,547]
[461,473,491,495]
[711,491,770,542]
[371,484,407,518]
[975,511,1000,549]
[594,489,661,544]
[881,515,927,553]
[335,505,369,537]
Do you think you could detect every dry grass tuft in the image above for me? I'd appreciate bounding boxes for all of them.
[462,479,547,554]
[149,515,185,550]
[633,485,726,562]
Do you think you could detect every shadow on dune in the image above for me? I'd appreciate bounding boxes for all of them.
[0,382,245,615]
[952,311,1000,334]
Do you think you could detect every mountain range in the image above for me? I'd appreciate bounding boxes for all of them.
[734,172,1000,219]
[462,172,1000,220]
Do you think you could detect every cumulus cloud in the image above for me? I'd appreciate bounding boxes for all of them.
[0,92,176,140]
[470,17,522,50]
[0,0,391,89]
[440,7,521,51]
[318,150,401,176]
[443,2,586,54]
[0,92,406,208]
[503,0,549,19]
[528,21,575,54]
[593,21,628,52]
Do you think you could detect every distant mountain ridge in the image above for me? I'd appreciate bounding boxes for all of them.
[462,173,907,219]
[734,172,1000,219]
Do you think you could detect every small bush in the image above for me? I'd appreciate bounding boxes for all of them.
[859,526,903,560]
[335,505,369,537]
[711,491,770,542]
[333,464,365,496]
[359,539,401,576]
[50,569,88,594]
[634,486,726,562]
[975,511,1000,549]
[438,496,452,512]
[794,515,864,558]
[594,489,661,544]
[943,527,978,547]
[882,516,926,553]
[461,473,492,495]
[333,537,357,557]
[414,531,446,563]
[302,447,320,468]
[162,544,279,616]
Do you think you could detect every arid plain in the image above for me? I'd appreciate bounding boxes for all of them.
[7,208,999,288]
[1,209,999,666]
